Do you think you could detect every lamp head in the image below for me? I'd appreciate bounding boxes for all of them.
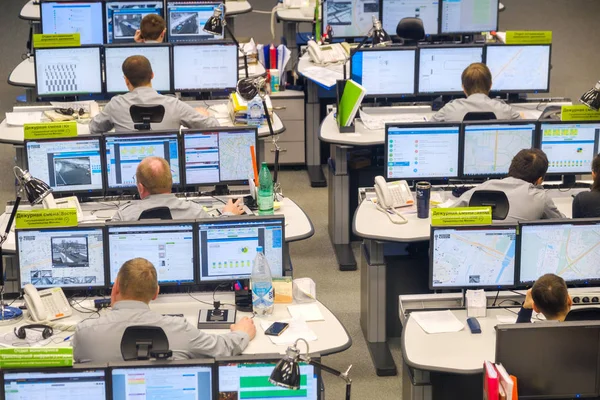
[269,344,302,390]
[203,5,225,36]
[371,16,392,46]
[580,81,600,111]
[15,168,53,205]
[236,76,267,101]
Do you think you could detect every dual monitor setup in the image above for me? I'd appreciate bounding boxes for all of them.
[15,216,285,290]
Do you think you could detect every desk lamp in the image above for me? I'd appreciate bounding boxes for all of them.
[342,16,392,80]
[13,166,56,209]
[270,338,352,400]
[0,196,23,323]
[580,81,600,111]
[203,4,249,78]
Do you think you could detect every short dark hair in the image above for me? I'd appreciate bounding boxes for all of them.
[592,153,600,191]
[508,148,548,184]
[139,14,166,41]
[531,274,570,319]
[462,63,492,95]
[122,55,153,88]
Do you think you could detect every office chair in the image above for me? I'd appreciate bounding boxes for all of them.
[394,18,425,45]
[469,190,509,220]
[564,308,600,321]
[120,326,172,361]
[463,112,497,121]
[139,207,173,220]
[129,104,165,130]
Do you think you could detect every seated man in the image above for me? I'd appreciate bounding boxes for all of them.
[450,149,564,221]
[73,258,256,362]
[134,14,166,43]
[90,55,218,133]
[112,156,243,221]
[517,273,572,323]
[431,63,520,122]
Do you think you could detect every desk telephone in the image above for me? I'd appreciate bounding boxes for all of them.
[374,176,412,224]
[307,40,349,65]
[23,284,72,322]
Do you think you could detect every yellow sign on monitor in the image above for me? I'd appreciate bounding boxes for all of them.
[24,121,77,140]
[15,209,78,230]
[431,207,492,226]
[561,105,600,122]
[505,31,552,44]
[33,33,81,48]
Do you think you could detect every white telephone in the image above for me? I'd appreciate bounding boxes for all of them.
[374,176,413,224]
[283,0,307,8]
[54,196,83,221]
[307,40,349,65]
[23,284,72,322]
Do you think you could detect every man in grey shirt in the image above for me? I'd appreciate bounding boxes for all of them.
[90,55,218,133]
[450,148,564,222]
[112,156,243,221]
[73,258,256,363]
[431,63,520,122]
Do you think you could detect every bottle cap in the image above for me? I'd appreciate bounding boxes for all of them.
[256,246,263,253]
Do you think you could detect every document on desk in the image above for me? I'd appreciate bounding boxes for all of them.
[411,310,464,334]
[5,111,43,126]
[287,303,325,322]
[359,109,428,130]
[301,66,343,88]
[259,319,317,345]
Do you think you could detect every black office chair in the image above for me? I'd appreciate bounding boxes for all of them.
[394,17,425,45]
[463,112,497,121]
[139,207,173,220]
[469,190,509,220]
[130,104,165,130]
[120,326,172,361]
[564,308,600,322]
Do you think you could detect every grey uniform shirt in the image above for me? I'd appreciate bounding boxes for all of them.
[73,300,250,363]
[431,93,521,122]
[112,193,212,221]
[89,86,219,134]
[450,177,565,222]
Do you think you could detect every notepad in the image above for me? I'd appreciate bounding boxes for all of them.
[337,80,366,127]
[287,303,324,322]
[411,310,464,334]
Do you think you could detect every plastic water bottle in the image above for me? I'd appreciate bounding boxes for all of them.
[258,162,274,215]
[251,246,274,316]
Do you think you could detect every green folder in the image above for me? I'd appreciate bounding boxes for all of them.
[337,80,367,127]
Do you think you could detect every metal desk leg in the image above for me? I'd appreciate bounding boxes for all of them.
[403,363,432,400]
[360,239,396,376]
[282,20,298,66]
[305,80,326,187]
[328,144,356,270]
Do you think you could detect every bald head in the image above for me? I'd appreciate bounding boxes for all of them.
[136,156,172,197]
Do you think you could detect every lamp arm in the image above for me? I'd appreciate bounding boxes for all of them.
[342,31,372,80]
[224,23,249,78]
[301,357,352,400]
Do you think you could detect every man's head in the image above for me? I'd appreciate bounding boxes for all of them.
[508,148,549,185]
[461,63,493,96]
[139,14,166,42]
[136,156,172,199]
[122,55,154,91]
[531,273,572,321]
[111,258,159,305]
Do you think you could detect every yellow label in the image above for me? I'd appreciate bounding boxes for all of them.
[560,105,600,121]
[15,209,78,229]
[33,33,81,48]
[505,31,552,44]
[24,121,77,140]
[431,207,492,226]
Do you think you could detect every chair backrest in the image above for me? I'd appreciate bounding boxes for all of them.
[468,190,509,220]
[564,307,600,322]
[120,326,171,361]
[139,207,173,220]
[395,17,425,45]
[463,112,497,121]
[130,104,165,130]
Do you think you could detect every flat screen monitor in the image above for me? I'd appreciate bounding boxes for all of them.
[440,0,498,34]
[323,0,380,38]
[518,219,600,286]
[539,121,600,175]
[350,47,416,96]
[382,0,440,36]
[430,225,517,289]
[461,121,537,178]
[16,226,106,289]
[167,0,225,43]
[496,322,600,398]
[172,42,238,92]
[197,216,285,282]
[40,1,104,45]
[34,46,103,97]
[385,123,460,181]
[107,222,196,285]
[486,44,552,93]
[104,131,181,190]
[104,44,172,93]
[25,136,104,194]
[418,45,484,94]
[3,369,108,400]
[183,127,257,186]
[105,1,165,44]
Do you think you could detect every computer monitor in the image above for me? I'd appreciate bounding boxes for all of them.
[430,225,517,289]
[418,45,484,94]
[172,42,238,92]
[486,44,552,93]
[105,0,165,44]
[40,1,104,45]
[104,44,172,93]
[104,131,182,190]
[166,0,225,43]
[34,46,103,97]
[518,219,600,286]
[197,216,285,282]
[25,136,104,194]
[539,121,600,175]
[461,120,537,178]
[3,369,108,400]
[440,0,498,34]
[16,226,106,289]
[183,127,257,186]
[350,47,416,97]
[496,322,600,398]
[107,221,196,285]
[382,0,440,36]
[323,0,380,39]
[385,123,460,181]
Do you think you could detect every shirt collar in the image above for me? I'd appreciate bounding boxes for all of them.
[466,93,490,100]
[131,86,157,95]
[144,193,176,201]
[113,300,151,310]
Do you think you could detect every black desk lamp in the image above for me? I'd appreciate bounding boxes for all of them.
[203,4,249,78]
[130,104,165,131]
[343,16,392,80]
[13,166,55,208]
[580,81,600,111]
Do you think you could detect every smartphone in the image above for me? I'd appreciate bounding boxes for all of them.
[264,322,290,336]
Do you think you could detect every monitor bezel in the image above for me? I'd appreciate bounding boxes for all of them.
[104,0,165,44]
[166,0,225,44]
[39,0,106,45]
[440,0,499,34]
[380,0,441,37]
[429,224,518,290]
[322,0,381,41]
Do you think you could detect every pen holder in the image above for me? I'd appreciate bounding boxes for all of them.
[335,80,356,133]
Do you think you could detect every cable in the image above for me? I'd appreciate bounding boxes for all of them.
[491,290,500,307]
[188,291,214,307]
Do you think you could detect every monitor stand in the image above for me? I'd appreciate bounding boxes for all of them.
[563,174,577,187]
[212,184,230,196]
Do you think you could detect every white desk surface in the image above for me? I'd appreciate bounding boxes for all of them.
[0,293,351,357]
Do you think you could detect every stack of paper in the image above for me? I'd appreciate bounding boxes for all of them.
[5,111,43,126]
[411,310,464,334]
[287,304,324,322]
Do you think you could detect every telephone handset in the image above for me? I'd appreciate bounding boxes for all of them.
[23,284,72,322]
[374,176,412,224]
[307,40,349,65]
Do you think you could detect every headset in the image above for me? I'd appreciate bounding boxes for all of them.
[14,324,54,340]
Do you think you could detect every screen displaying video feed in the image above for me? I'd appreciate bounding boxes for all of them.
[105,1,165,44]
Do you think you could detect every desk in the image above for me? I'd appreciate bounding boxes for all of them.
[276,7,315,65]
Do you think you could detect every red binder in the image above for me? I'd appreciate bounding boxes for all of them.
[484,361,499,400]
